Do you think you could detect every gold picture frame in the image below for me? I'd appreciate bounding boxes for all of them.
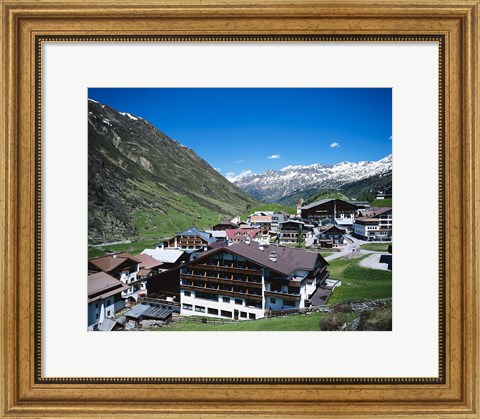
[1,0,478,417]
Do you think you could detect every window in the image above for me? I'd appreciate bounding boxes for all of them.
[106,299,111,306]
[184,291,191,297]
[95,313,99,319]
[249,313,256,320]
[195,306,206,313]
[222,297,230,303]
[235,299,243,305]
[208,308,219,315]
[240,312,247,318]
[95,303,99,309]
[221,310,232,318]
[107,310,111,316]
[182,304,193,311]
[270,298,276,304]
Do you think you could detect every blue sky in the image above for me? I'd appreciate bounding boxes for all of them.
[88,88,391,181]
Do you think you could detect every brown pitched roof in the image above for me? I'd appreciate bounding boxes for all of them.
[138,268,152,277]
[88,271,129,302]
[192,242,326,276]
[89,253,140,273]
[321,225,346,234]
[135,253,163,269]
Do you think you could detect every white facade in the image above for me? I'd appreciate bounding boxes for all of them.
[88,296,124,328]
[180,269,319,318]
[119,264,148,301]
[264,269,317,310]
[180,290,265,320]
[353,212,392,241]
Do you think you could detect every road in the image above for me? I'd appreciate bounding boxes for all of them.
[324,235,366,261]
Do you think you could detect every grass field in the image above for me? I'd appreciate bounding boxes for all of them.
[150,253,391,331]
[327,255,392,304]
[88,238,159,259]
[360,242,391,252]
[155,312,325,331]
[370,198,392,207]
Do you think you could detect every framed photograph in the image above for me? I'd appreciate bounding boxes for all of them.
[1,0,478,417]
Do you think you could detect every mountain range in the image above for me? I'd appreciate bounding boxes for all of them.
[233,155,392,203]
[88,99,257,244]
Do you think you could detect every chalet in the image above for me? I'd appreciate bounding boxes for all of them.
[211,220,239,230]
[179,242,329,320]
[301,198,359,227]
[353,207,392,241]
[88,271,129,328]
[158,227,217,251]
[277,220,307,244]
[317,225,346,247]
[225,228,270,245]
[88,253,146,302]
[248,212,273,229]
[375,184,392,200]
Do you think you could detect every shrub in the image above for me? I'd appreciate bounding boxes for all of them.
[331,303,354,313]
[319,312,348,331]
[357,307,392,331]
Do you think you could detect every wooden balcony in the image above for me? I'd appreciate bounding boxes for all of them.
[194,263,262,276]
[181,284,263,302]
[267,277,301,288]
[312,264,328,277]
[317,270,330,284]
[181,273,263,289]
[264,290,301,302]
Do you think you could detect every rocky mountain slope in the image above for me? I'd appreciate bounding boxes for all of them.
[88,99,257,243]
[233,155,392,202]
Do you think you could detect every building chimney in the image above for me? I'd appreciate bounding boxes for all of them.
[269,250,277,263]
[259,243,264,251]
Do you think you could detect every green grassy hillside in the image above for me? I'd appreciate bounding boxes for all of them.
[240,203,296,221]
[88,99,257,245]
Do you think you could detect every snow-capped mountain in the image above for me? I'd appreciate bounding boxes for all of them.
[233,154,392,202]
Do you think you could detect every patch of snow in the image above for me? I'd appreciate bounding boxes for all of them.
[119,112,139,121]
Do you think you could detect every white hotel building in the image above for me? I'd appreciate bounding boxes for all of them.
[179,242,329,320]
[352,207,392,241]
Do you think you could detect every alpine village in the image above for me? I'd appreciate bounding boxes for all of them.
[88,99,393,332]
